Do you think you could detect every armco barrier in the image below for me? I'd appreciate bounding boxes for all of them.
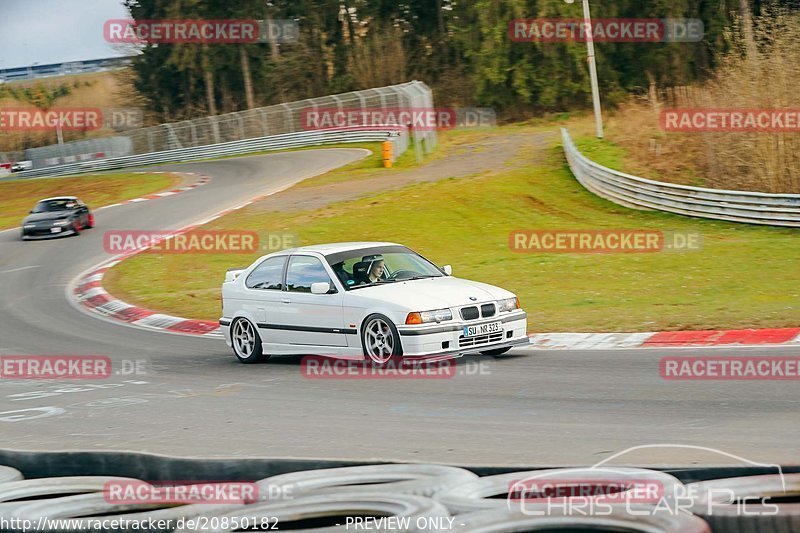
[561,128,800,227]
[6,126,406,181]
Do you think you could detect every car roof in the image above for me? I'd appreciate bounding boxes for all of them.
[38,196,78,202]
[274,242,403,256]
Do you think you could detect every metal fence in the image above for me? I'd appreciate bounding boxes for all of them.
[18,81,435,175]
[561,128,800,228]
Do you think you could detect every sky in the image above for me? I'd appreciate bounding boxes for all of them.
[0,0,133,70]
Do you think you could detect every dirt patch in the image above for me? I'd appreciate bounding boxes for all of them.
[250,130,555,213]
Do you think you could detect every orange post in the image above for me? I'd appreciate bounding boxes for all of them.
[382,141,392,168]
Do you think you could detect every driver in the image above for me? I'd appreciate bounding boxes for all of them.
[367,259,385,283]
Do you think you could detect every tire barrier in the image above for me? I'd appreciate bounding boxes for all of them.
[8,491,242,519]
[0,462,798,532]
[256,464,478,499]
[432,467,684,514]
[687,473,800,533]
[0,476,139,502]
[0,465,22,484]
[174,493,450,532]
[454,508,711,532]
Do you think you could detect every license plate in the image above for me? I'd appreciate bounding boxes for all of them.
[50,227,62,233]
[463,321,502,337]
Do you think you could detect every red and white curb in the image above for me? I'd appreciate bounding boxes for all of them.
[70,176,309,338]
[527,329,800,349]
[97,172,210,210]
[74,260,221,336]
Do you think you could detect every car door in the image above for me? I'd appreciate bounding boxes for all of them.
[275,254,348,347]
[241,255,288,344]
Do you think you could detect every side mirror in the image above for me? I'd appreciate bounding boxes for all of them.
[442,265,452,276]
[310,282,331,294]
[29,210,34,214]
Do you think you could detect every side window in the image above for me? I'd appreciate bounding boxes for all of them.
[245,256,286,290]
[286,256,333,293]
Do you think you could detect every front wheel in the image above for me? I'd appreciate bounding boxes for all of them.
[72,218,82,235]
[361,314,402,365]
[231,318,270,364]
[481,347,511,357]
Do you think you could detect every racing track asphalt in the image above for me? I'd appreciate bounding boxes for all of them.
[0,148,797,467]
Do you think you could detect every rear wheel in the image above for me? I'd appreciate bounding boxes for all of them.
[85,213,95,229]
[361,314,401,365]
[231,318,269,364]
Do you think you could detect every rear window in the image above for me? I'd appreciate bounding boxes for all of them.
[245,256,286,290]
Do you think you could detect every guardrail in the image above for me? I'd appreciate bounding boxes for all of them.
[561,128,800,228]
[7,126,406,181]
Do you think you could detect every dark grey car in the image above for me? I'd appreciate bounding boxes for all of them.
[21,196,94,240]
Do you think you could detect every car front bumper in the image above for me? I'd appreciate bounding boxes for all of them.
[396,310,528,357]
[21,226,77,240]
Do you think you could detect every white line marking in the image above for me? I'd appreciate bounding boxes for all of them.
[0,265,40,274]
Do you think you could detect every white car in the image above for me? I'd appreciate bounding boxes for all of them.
[220,242,528,364]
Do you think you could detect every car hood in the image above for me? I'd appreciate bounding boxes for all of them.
[344,276,515,311]
[23,212,73,224]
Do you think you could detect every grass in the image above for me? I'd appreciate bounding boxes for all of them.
[105,122,800,332]
[0,172,180,230]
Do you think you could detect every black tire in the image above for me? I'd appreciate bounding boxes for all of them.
[257,464,478,498]
[454,508,709,532]
[361,313,402,365]
[688,473,800,533]
[0,465,22,484]
[481,347,511,356]
[72,218,82,236]
[434,468,684,514]
[230,318,269,364]
[175,493,448,533]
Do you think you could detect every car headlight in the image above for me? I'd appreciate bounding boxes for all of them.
[23,224,35,229]
[497,297,520,312]
[405,308,453,324]
[53,219,71,226]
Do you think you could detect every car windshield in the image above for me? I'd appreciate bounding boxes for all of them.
[326,245,444,289]
[32,199,76,213]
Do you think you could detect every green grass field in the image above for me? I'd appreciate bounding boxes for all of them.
[0,172,179,230]
[105,125,800,332]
